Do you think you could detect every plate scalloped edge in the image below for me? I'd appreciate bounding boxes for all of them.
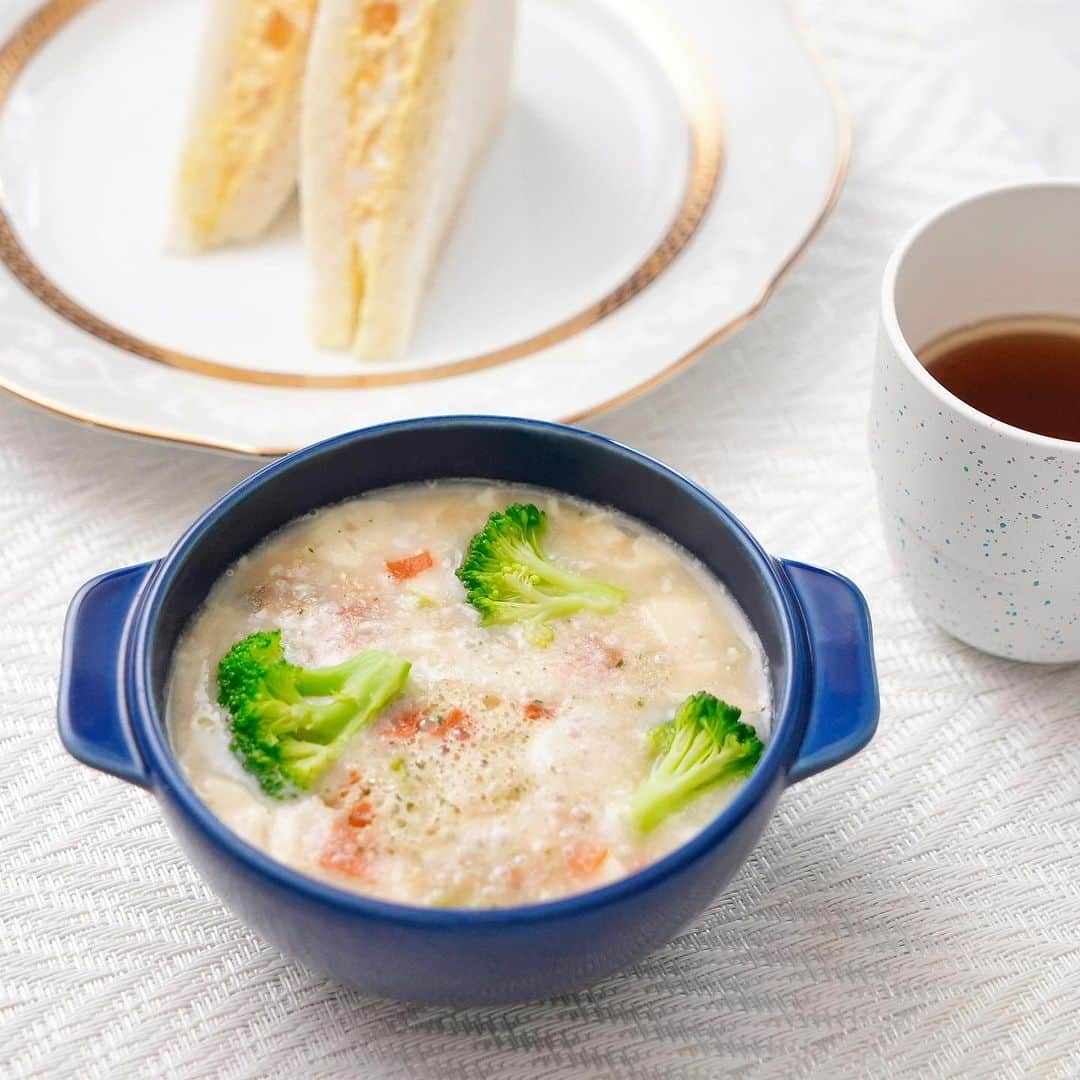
[566,3,851,426]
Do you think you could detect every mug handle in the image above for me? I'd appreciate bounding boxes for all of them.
[58,562,156,788]
[779,560,879,783]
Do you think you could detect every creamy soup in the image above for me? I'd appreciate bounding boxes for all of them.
[169,482,771,908]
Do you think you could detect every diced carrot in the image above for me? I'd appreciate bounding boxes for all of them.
[434,708,472,742]
[347,800,375,828]
[386,550,434,581]
[568,842,608,876]
[263,10,295,49]
[319,820,372,879]
[363,2,399,35]
[384,706,471,742]
[523,700,554,721]
[384,708,424,742]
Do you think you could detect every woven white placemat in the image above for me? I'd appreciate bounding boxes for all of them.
[3,1,1079,1076]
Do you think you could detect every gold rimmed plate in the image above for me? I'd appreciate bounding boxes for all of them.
[0,0,847,455]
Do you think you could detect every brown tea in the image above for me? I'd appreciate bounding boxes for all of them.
[920,316,1080,441]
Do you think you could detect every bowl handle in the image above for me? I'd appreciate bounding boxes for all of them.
[779,560,879,783]
[58,562,155,789]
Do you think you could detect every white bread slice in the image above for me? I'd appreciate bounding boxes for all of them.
[302,0,516,359]
[170,0,319,252]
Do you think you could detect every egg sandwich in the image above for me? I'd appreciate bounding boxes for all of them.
[171,0,319,251]
[302,0,516,359]
[172,0,515,361]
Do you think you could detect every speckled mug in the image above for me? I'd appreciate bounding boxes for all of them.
[871,182,1080,663]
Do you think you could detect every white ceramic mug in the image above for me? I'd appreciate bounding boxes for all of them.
[871,181,1080,663]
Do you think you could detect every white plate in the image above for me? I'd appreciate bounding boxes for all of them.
[0,0,847,456]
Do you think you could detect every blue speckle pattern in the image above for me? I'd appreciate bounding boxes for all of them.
[870,327,1080,661]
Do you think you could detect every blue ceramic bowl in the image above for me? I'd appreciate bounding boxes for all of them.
[59,417,877,1005]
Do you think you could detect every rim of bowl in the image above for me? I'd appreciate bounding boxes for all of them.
[881,178,1080,455]
[131,416,809,927]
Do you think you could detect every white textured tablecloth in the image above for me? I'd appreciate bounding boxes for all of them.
[4,2,1079,1077]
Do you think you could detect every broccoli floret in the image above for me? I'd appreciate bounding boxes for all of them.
[629,692,763,832]
[455,503,624,646]
[217,630,410,797]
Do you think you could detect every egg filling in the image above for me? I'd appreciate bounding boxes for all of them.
[340,0,434,332]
